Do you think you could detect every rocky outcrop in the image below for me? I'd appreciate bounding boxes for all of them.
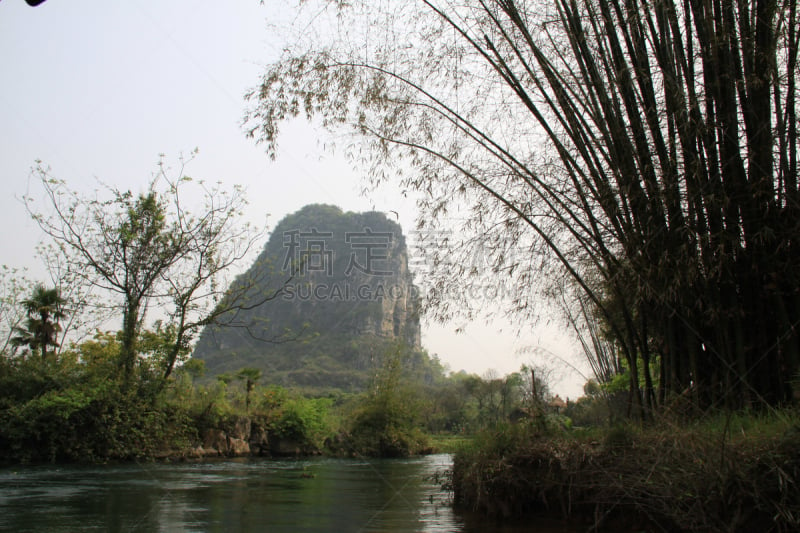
[188,417,315,458]
[192,204,423,390]
[190,418,270,458]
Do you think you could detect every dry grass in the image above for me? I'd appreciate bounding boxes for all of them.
[452,411,800,532]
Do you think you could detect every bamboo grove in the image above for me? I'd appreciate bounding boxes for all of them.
[246,0,800,414]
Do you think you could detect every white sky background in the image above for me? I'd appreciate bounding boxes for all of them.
[0,0,587,398]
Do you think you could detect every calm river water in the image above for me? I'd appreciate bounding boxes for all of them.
[0,454,580,532]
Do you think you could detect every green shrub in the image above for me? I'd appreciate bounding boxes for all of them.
[0,359,196,463]
[269,395,334,449]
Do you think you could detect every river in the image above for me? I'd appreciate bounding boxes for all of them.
[0,454,580,532]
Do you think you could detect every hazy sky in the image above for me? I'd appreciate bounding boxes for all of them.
[0,1,586,397]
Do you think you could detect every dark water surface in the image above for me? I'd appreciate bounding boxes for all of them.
[0,454,579,532]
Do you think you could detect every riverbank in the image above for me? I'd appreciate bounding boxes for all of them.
[451,411,800,532]
[0,340,447,465]
[0,400,438,466]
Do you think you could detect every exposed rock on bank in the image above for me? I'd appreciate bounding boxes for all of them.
[183,417,317,459]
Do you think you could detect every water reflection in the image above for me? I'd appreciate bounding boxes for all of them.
[0,455,580,532]
[0,455,459,532]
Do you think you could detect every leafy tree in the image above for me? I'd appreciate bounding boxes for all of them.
[267,391,334,449]
[10,285,65,361]
[25,154,272,384]
[247,0,800,413]
[181,358,206,380]
[345,346,428,456]
[0,266,33,356]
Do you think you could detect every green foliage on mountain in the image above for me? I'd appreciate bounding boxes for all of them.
[193,204,425,392]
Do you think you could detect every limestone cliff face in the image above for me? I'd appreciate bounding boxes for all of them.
[193,204,422,388]
[338,226,420,346]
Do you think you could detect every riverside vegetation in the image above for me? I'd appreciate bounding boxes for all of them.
[0,323,550,463]
[452,407,800,531]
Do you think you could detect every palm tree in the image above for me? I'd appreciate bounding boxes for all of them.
[10,318,42,357]
[10,285,66,361]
